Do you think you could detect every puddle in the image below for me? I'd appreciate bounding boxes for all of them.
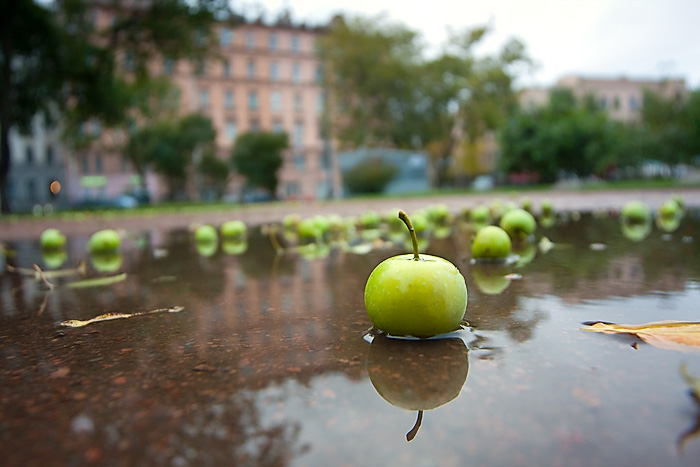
[1,210,700,465]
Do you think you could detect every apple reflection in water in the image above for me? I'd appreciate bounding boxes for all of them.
[366,334,469,441]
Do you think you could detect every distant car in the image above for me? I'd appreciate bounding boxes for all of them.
[472,175,495,191]
[72,194,140,211]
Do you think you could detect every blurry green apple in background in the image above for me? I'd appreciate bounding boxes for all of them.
[88,229,121,253]
[90,251,123,273]
[220,220,247,241]
[194,224,218,244]
[40,228,66,250]
[658,199,681,220]
[471,226,512,261]
[364,211,468,338]
[540,199,554,217]
[297,218,321,244]
[621,221,651,242]
[499,208,537,241]
[621,200,651,225]
[195,240,218,257]
[656,215,681,233]
[367,334,469,441]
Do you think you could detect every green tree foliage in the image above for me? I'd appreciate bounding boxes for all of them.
[318,15,530,187]
[127,114,216,200]
[0,0,226,213]
[499,89,625,182]
[636,89,700,165]
[198,151,230,200]
[231,132,288,198]
[343,156,399,195]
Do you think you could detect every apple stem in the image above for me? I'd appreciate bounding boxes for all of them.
[398,211,420,260]
[406,410,424,442]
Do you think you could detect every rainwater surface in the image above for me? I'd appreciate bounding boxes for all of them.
[1,209,700,466]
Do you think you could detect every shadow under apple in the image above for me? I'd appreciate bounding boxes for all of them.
[366,334,469,441]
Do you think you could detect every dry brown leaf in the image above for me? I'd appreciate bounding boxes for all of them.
[582,321,700,352]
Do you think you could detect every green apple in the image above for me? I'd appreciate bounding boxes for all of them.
[367,334,469,441]
[470,205,491,228]
[427,204,451,225]
[520,197,533,214]
[282,213,301,231]
[471,225,512,260]
[87,229,121,253]
[621,201,650,225]
[364,211,468,338]
[40,228,66,250]
[540,199,554,217]
[621,221,651,242]
[220,220,247,241]
[298,218,322,244]
[360,210,381,229]
[539,214,556,229]
[499,208,537,241]
[90,251,123,273]
[194,224,218,244]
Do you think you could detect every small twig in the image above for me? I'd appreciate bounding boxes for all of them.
[33,264,55,290]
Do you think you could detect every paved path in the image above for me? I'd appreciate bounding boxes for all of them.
[1,187,698,241]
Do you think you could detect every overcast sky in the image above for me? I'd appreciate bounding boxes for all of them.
[246,0,700,89]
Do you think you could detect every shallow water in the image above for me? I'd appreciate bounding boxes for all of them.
[1,210,700,466]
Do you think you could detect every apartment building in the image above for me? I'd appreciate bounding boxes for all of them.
[169,13,338,201]
[17,6,338,209]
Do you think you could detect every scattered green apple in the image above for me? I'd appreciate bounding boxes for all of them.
[220,220,247,241]
[471,226,512,261]
[87,229,121,253]
[194,224,218,244]
[540,199,554,217]
[656,215,681,233]
[40,228,66,250]
[297,218,322,244]
[195,240,218,257]
[621,201,651,225]
[364,211,468,338]
[621,221,651,242]
[222,240,248,255]
[658,199,681,219]
[499,208,537,241]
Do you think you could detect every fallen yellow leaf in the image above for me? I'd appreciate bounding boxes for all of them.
[582,321,700,352]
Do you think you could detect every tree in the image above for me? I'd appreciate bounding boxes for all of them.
[499,88,625,183]
[318,15,530,187]
[343,156,399,195]
[231,132,288,198]
[0,0,226,213]
[129,113,216,200]
[198,151,230,200]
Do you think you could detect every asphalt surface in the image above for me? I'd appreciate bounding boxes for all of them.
[1,186,698,242]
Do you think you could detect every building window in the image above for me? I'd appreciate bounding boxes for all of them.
[317,93,325,113]
[223,59,231,77]
[269,32,278,51]
[245,30,255,49]
[95,153,103,174]
[249,120,260,132]
[163,57,174,75]
[273,120,283,133]
[81,154,89,174]
[196,59,206,76]
[271,91,281,111]
[294,122,303,147]
[292,63,301,83]
[294,153,305,169]
[124,51,134,71]
[220,27,233,46]
[629,95,639,111]
[285,182,300,197]
[199,89,209,109]
[291,35,300,53]
[26,146,34,165]
[226,121,237,143]
[270,61,279,81]
[46,145,54,165]
[294,93,303,111]
[247,59,255,78]
[225,89,234,109]
[613,96,620,110]
[599,96,607,109]
[248,91,258,110]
